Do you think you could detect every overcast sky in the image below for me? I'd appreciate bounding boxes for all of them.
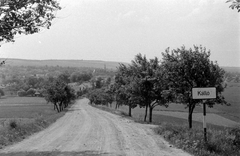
[1,0,239,66]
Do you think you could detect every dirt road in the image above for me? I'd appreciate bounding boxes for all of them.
[0,99,191,156]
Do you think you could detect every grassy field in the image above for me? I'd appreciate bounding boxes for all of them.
[215,83,240,122]
[112,103,239,128]
[108,82,240,128]
[0,97,47,105]
[0,97,58,120]
[123,82,240,126]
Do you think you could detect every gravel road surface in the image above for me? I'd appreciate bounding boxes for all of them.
[0,98,191,156]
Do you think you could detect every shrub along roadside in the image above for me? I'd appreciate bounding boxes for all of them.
[90,103,240,156]
[154,123,240,156]
[0,110,67,149]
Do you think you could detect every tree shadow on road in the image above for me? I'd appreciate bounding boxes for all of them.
[0,150,120,156]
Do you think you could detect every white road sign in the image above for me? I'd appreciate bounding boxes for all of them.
[192,88,216,99]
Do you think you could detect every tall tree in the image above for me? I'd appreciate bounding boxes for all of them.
[0,0,61,43]
[130,54,170,122]
[162,45,229,128]
[114,64,138,117]
[45,79,75,112]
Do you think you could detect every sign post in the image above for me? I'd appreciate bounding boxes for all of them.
[192,87,216,142]
[203,100,207,142]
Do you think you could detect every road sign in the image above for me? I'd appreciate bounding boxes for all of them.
[192,87,216,99]
[192,87,216,143]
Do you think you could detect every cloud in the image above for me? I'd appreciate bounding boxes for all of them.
[116,10,150,28]
[177,0,212,23]
[123,10,136,18]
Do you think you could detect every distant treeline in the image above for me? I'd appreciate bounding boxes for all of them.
[0,65,115,97]
[0,58,126,70]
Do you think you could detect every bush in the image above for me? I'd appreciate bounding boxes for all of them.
[9,120,17,129]
[26,88,36,96]
[0,112,67,149]
[229,127,240,147]
[154,123,240,156]
[0,88,4,96]
[17,90,27,97]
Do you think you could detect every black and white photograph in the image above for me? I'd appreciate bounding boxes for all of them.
[0,0,239,156]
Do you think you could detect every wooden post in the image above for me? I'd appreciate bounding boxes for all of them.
[203,101,207,142]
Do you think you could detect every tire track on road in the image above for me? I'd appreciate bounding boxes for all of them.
[0,98,192,156]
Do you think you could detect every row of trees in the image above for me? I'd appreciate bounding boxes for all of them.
[88,45,229,129]
[69,72,92,83]
[17,88,42,97]
[87,87,114,107]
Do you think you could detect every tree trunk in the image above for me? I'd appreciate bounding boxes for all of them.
[144,104,148,122]
[59,103,62,112]
[188,102,195,129]
[59,102,63,112]
[149,106,153,123]
[128,104,132,117]
[55,103,60,112]
[115,102,118,109]
[188,108,192,129]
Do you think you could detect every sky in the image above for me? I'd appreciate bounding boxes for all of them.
[1,0,239,66]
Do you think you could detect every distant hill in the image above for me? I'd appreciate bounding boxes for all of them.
[1,58,239,73]
[222,66,240,73]
[0,58,128,70]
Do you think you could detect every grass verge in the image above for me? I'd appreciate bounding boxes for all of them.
[155,122,240,156]
[0,110,67,149]
[90,103,240,156]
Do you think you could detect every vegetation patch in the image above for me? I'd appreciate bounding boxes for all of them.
[154,123,240,156]
[0,109,67,149]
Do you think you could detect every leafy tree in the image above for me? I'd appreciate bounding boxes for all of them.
[87,87,114,107]
[62,85,76,109]
[227,0,240,12]
[161,45,229,128]
[45,79,76,112]
[69,72,78,83]
[25,76,38,88]
[58,72,70,84]
[114,64,138,116]
[87,89,103,105]
[26,88,36,96]
[79,73,92,82]
[104,85,115,107]
[17,89,26,97]
[69,72,92,83]
[113,54,171,122]
[0,0,61,43]
[77,88,88,97]
[105,77,111,86]
[95,77,103,89]
[129,54,170,122]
